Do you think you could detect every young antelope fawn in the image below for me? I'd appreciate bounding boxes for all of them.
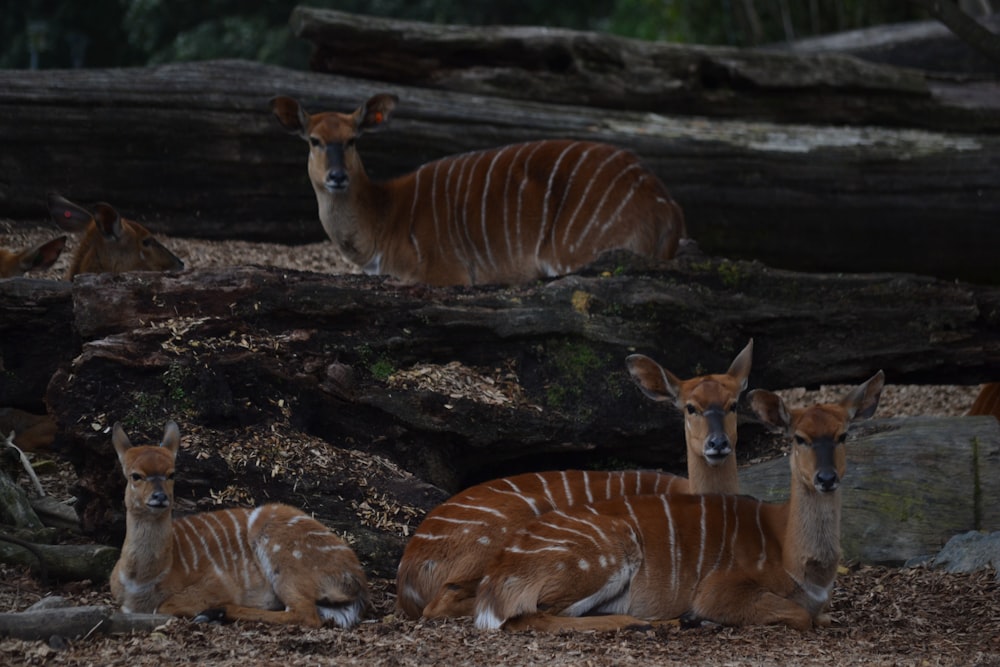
[111,421,369,627]
[473,370,884,632]
[49,194,184,279]
[395,340,752,619]
[0,236,67,278]
[270,94,686,286]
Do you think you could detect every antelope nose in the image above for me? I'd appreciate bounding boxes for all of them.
[148,491,169,508]
[704,434,732,461]
[814,470,840,493]
[326,170,349,190]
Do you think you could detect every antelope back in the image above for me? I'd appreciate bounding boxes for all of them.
[271,94,686,286]
[49,194,184,278]
[110,421,369,627]
[0,236,67,278]
[626,339,752,494]
[474,371,885,632]
[0,407,57,452]
[969,383,1000,420]
[395,469,681,619]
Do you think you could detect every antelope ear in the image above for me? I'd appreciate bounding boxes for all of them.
[357,93,398,133]
[270,96,310,138]
[725,339,754,392]
[111,422,132,469]
[842,370,885,420]
[160,421,181,456]
[748,389,792,434]
[626,354,683,404]
[49,194,93,233]
[19,236,67,273]
[92,203,124,239]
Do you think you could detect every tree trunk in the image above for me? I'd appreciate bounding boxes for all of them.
[0,60,998,284]
[291,7,1000,129]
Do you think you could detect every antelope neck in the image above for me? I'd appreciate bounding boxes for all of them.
[782,474,842,592]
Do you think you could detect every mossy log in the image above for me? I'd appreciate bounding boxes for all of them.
[0,538,119,582]
[739,415,1000,564]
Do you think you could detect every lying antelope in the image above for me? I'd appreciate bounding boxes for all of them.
[0,408,57,452]
[474,370,884,632]
[111,421,369,627]
[395,340,752,619]
[0,236,67,278]
[49,194,184,278]
[270,94,686,286]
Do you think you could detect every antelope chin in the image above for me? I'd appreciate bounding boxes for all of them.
[704,453,729,467]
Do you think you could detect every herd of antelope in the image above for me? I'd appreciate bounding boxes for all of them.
[1,92,994,634]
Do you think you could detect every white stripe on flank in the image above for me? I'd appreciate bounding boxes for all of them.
[594,171,647,244]
[428,515,490,527]
[501,143,530,266]
[660,495,679,597]
[409,168,424,265]
[480,147,507,275]
[505,544,570,555]
[546,510,610,544]
[536,143,578,261]
[583,472,594,504]
[560,471,574,505]
[535,472,557,508]
[448,502,508,519]
[558,148,618,249]
[515,143,546,263]
[573,163,644,252]
[713,496,728,574]
[487,486,542,515]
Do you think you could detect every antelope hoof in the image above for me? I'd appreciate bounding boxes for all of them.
[193,608,228,624]
[679,611,720,630]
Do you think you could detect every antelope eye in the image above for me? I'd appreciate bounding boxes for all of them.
[728,403,738,413]
[345,138,356,149]
[141,237,153,247]
[309,136,321,148]
[685,404,697,415]
[131,473,142,481]
[167,472,176,480]
[837,433,848,444]
[794,435,808,446]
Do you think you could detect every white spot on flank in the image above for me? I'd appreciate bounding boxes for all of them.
[578,559,590,571]
[478,536,491,546]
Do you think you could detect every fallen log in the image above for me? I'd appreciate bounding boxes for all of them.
[27,258,998,570]
[0,538,119,582]
[0,604,172,640]
[292,7,1000,131]
[0,60,997,283]
[740,415,1000,564]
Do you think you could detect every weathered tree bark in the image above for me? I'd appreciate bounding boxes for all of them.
[0,60,998,284]
[740,415,1000,564]
[774,12,1000,74]
[0,538,119,582]
[0,605,172,640]
[292,7,1000,130]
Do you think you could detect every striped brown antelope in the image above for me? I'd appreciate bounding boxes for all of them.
[111,421,369,627]
[395,340,753,619]
[270,95,686,286]
[473,370,885,632]
[48,194,184,279]
[0,236,67,278]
